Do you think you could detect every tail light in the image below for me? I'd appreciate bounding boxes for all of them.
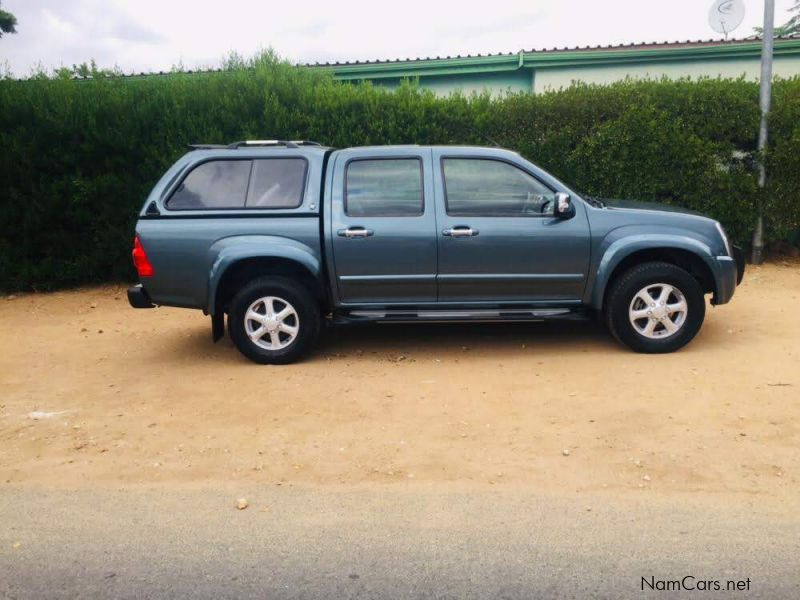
[132,235,154,277]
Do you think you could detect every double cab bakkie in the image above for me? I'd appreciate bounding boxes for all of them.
[129,140,744,364]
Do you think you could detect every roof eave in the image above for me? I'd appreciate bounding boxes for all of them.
[524,39,800,68]
[320,54,521,81]
[318,38,800,80]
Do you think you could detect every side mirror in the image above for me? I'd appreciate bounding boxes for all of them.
[554,192,575,218]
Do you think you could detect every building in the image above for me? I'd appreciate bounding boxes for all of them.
[308,35,800,96]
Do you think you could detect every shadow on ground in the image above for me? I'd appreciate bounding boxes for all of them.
[156,317,629,365]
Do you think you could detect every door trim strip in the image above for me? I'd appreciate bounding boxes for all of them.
[437,273,584,282]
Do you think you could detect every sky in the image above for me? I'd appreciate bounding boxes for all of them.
[1,0,797,76]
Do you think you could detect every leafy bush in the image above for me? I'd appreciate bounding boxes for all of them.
[0,52,798,291]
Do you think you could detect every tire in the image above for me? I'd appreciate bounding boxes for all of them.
[228,276,320,364]
[604,261,705,354]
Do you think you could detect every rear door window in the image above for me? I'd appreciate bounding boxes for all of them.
[167,160,251,210]
[345,158,423,217]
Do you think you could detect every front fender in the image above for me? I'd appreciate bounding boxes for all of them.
[588,232,715,310]
[206,235,321,315]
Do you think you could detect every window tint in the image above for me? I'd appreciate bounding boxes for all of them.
[345,159,423,217]
[167,160,251,210]
[443,158,554,216]
[247,158,306,208]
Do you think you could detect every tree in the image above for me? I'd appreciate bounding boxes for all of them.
[781,0,800,35]
[754,0,800,36]
[0,1,17,37]
[53,60,121,79]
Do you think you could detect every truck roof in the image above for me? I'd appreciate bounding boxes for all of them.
[187,141,514,155]
[343,144,513,152]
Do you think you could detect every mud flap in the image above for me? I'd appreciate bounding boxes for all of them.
[211,312,225,343]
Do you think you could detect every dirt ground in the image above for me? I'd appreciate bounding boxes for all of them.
[1,261,799,505]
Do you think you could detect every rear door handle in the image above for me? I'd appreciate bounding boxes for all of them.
[442,226,479,237]
[338,227,374,238]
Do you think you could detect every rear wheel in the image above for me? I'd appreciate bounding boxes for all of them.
[605,262,705,353]
[228,277,320,364]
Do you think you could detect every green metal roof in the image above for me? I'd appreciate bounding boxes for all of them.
[308,36,800,81]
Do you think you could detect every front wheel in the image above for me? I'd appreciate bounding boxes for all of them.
[228,277,320,364]
[605,262,705,353]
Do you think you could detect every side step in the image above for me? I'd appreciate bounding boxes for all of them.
[332,307,589,325]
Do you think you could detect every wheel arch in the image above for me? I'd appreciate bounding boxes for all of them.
[207,238,323,316]
[592,238,716,312]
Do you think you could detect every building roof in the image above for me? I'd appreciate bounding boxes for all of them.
[306,35,800,80]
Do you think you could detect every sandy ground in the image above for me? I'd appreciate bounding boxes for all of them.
[1,261,799,504]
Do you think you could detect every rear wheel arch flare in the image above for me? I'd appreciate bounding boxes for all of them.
[214,257,323,315]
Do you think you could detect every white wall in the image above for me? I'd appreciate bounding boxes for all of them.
[533,55,800,93]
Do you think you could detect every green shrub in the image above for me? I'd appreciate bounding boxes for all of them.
[0,52,798,291]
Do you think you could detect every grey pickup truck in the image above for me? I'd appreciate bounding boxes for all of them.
[128,140,745,364]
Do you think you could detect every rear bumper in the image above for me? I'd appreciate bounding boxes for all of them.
[128,284,155,309]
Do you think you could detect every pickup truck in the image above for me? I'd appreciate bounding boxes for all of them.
[128,140,745,364]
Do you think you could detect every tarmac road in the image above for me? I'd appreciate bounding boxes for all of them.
[2,485,798,599]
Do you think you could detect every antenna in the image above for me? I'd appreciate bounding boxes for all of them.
[464,123,502,148]
[708,0,745,39]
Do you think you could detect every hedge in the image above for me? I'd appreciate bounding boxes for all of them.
[1,52,799,291]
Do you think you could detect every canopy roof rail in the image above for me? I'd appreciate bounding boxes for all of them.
[187,144,227,150]
[226,140,323,149]
[187,140,324,151]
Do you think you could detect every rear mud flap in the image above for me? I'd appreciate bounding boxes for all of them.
[211,312,225,342]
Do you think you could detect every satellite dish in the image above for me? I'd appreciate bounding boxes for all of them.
[708,0,745,38]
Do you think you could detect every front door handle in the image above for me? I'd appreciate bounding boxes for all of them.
[338,227,374,238]
[442,226,479,237]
